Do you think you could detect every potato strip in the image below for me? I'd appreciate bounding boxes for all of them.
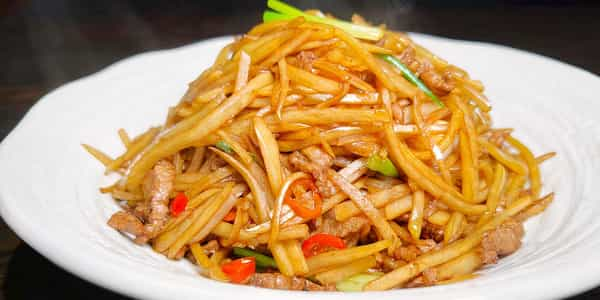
[365,195,533,290]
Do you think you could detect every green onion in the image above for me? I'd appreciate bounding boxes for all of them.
[215,141,233,154]
[336,273,382,292]
[378,54,444,107]
[232,247,278,269]
[367,154,399,177]
[263,0,383,41]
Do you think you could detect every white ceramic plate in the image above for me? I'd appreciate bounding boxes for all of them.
[1,33,600,300]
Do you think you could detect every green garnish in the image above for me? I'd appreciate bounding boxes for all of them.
[215,141,233,154]
[367,154,399,177]
[379,54,445,107]
[263,0,383,41]
[232,247,278,269]
[336,273,382,292]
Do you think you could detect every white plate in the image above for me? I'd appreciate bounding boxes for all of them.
[1,33,600,300]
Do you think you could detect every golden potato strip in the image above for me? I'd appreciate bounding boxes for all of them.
[183,166,234,197]
[535,152,556,165]
[428,210,451,226]
[153,196,216,253]
[247,19,289,36]
[213,43,233,67]
[280,108,389,125]
[480,139,528,175]
[365,195,533,291]
[338,184,410,221]
[313,60,375,92]
[316,82,350,108]
[331,27,415,96]
[414,44,449,69]
[389,221,413,244]
[234,51,251,92]
[254,224,309,244]
[287,63,341,94]
[164,107,177,128]
[192,84,230,106]
[459,130,477,203]
[413,97,451,184]
[503,174,527,206]
[360,42,393,54]
[479,163,507,226]
[297,38,338,51]
[454,97,479,165]
[125,72,273,190]
[176,166,230,185]
[506,136,541,197]
[444,211,465,243]
[254,117,284,196]
[408,190,425,240]
[436,250,482,281]
[162,100,221,141]
[208,249,229,281]
[259,29,312,68]
[306,240,391,274]
[82,144,113,167]
[426,107,451,124]
[188,184,246,246]
[105,127,160,173]
[110,190,142,201]
[269,172,309,246]
[118,129,131,148]
[166,183,234,258]
[328,170,399,249]
[210,148,273,223]
[217,130,253,166]
[185,147,206,174]
[173,152,183,174]
[461,85,491,112]
[222,202,247,246]
[160,188,221,234]
[248,31,296,64]
[315,256,376,284]
[439,109,463,151]
[515,193,554,222]
[271,242,295,276]
[276,58,289,119]
[384,194,412,220]
[190,243,211,269]
[212,222,308,242]
[284,239,309,275]
[384,124,486,215]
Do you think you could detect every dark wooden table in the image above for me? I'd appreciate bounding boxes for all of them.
[1,0,599,299]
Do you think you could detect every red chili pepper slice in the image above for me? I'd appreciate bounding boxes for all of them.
[221,257,256,283]
[284,178,322,219]
[223,208,237,222]
[301,233,346,257]
[169,192,188,217]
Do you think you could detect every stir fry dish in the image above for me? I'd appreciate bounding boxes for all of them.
[84,0,556,292]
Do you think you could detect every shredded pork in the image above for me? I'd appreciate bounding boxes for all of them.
[480,219,524,264]
[141,160,176,240]
[397,47,454,95]
[107,211,144,237]
[247,273,334,291]
[289,151,337,197]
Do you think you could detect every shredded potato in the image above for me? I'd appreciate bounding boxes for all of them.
[87,4,554,292]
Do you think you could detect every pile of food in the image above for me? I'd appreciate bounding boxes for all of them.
[84,0,555,291]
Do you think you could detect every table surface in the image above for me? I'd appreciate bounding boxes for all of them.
[1,0,599,299]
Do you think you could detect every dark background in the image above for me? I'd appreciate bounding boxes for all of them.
[0,0,599,299]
